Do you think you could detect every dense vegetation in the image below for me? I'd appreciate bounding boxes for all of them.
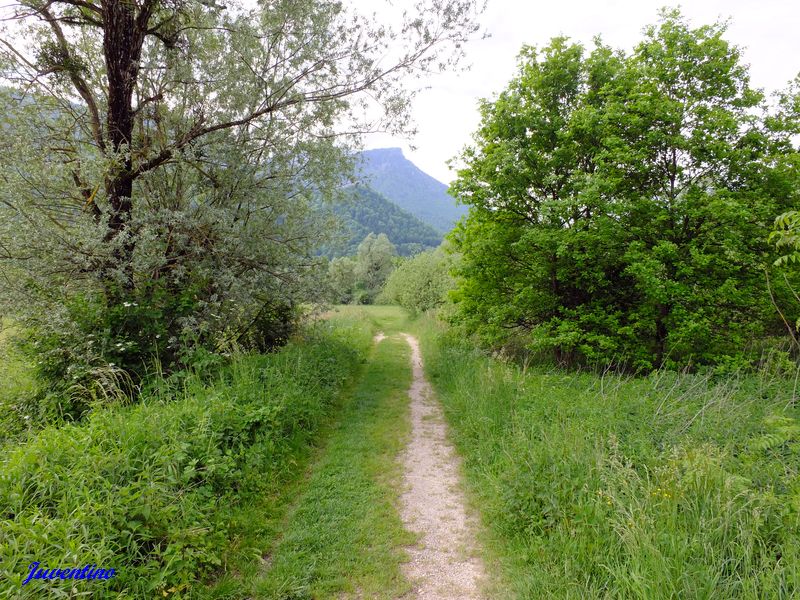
[420,321,800,598]
[0,0,478,403]
[358,148,468,233]
[379,247,456,315]
[328,233,399,305]
[449,11,800,370]
[0,318,371,597]
[0,321,38,444]
[324,186,442,257]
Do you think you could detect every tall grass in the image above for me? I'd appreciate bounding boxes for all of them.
[419,324,800,599]
[0,319,38,444]
[0,317,372,598]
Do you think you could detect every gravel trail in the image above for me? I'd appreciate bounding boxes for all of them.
[397,334,485,600]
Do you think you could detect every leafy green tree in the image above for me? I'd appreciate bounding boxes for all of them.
[328,256,357,305]
[380,247,456,314]
[0,0,480,390]
[353,233,396,304]
[773,212,800,266]
[451,10,799,369]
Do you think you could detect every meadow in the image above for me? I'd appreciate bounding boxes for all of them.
[418,319,800,598]
[3,305,800,598]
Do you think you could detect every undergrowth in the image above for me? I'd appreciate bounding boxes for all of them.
[0,320,38,445]
[0,317,372,598]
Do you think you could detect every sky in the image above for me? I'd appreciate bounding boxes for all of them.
[360,0,800,184]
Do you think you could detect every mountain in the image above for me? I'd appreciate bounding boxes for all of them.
[356,148,467,233]
[324,186,443,257]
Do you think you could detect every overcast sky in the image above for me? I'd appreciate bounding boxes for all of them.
[361,0,800,184]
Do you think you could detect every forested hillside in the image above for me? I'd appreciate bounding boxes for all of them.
[323,186,442,257]
[357,148,467,233]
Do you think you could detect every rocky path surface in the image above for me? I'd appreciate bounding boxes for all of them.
[397,334,485,600]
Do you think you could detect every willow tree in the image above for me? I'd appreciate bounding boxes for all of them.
[0,0,480,388]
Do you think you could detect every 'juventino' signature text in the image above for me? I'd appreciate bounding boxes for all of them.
[22,562,117,586]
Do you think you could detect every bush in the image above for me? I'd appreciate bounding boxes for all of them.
[0,318,371,598]
[10,277,307,424]
[378,248,455,314]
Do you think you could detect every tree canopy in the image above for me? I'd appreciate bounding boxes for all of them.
[0,0,481,389]
[449,10,800,370]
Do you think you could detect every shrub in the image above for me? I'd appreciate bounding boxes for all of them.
[379,248,455,314]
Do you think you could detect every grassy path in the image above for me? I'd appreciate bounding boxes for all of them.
[209,306,490,599]
[250,316,415,599]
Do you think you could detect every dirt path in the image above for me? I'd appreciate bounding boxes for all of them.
[398,334,486,600]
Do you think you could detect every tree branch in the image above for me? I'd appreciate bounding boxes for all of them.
[39,5,106,150]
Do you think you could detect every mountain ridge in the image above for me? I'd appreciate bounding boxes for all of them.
[356,148,467,233]
[323,185,442,257]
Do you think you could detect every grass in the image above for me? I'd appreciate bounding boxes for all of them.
[0,319,38,444]
[0,317,373,598]
[246,334,414,599]
[417,318,800,599]
[317,304,412,333]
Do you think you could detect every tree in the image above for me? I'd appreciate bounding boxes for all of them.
[353,232,396,303]
[450,10,799,370]
[379,246,456,314]
[0,0,481,387]
[328,256,356,305]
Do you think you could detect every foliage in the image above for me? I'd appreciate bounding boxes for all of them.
[353,233,398,304]
[323,185,442,258]
[328,233,398,305]
[420,322,800,598]
[773,212,800,266]
[449,10,800,370]
[0,320,38,444]
[0,0,480,390]
[379,247,456,314]
[0,318,372,598]
[328,256,358,305]
[358,148,468,233]
[769,211,800,344]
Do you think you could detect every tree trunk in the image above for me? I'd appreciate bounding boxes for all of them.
[655,302,670,367]
[101,0,150,288]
